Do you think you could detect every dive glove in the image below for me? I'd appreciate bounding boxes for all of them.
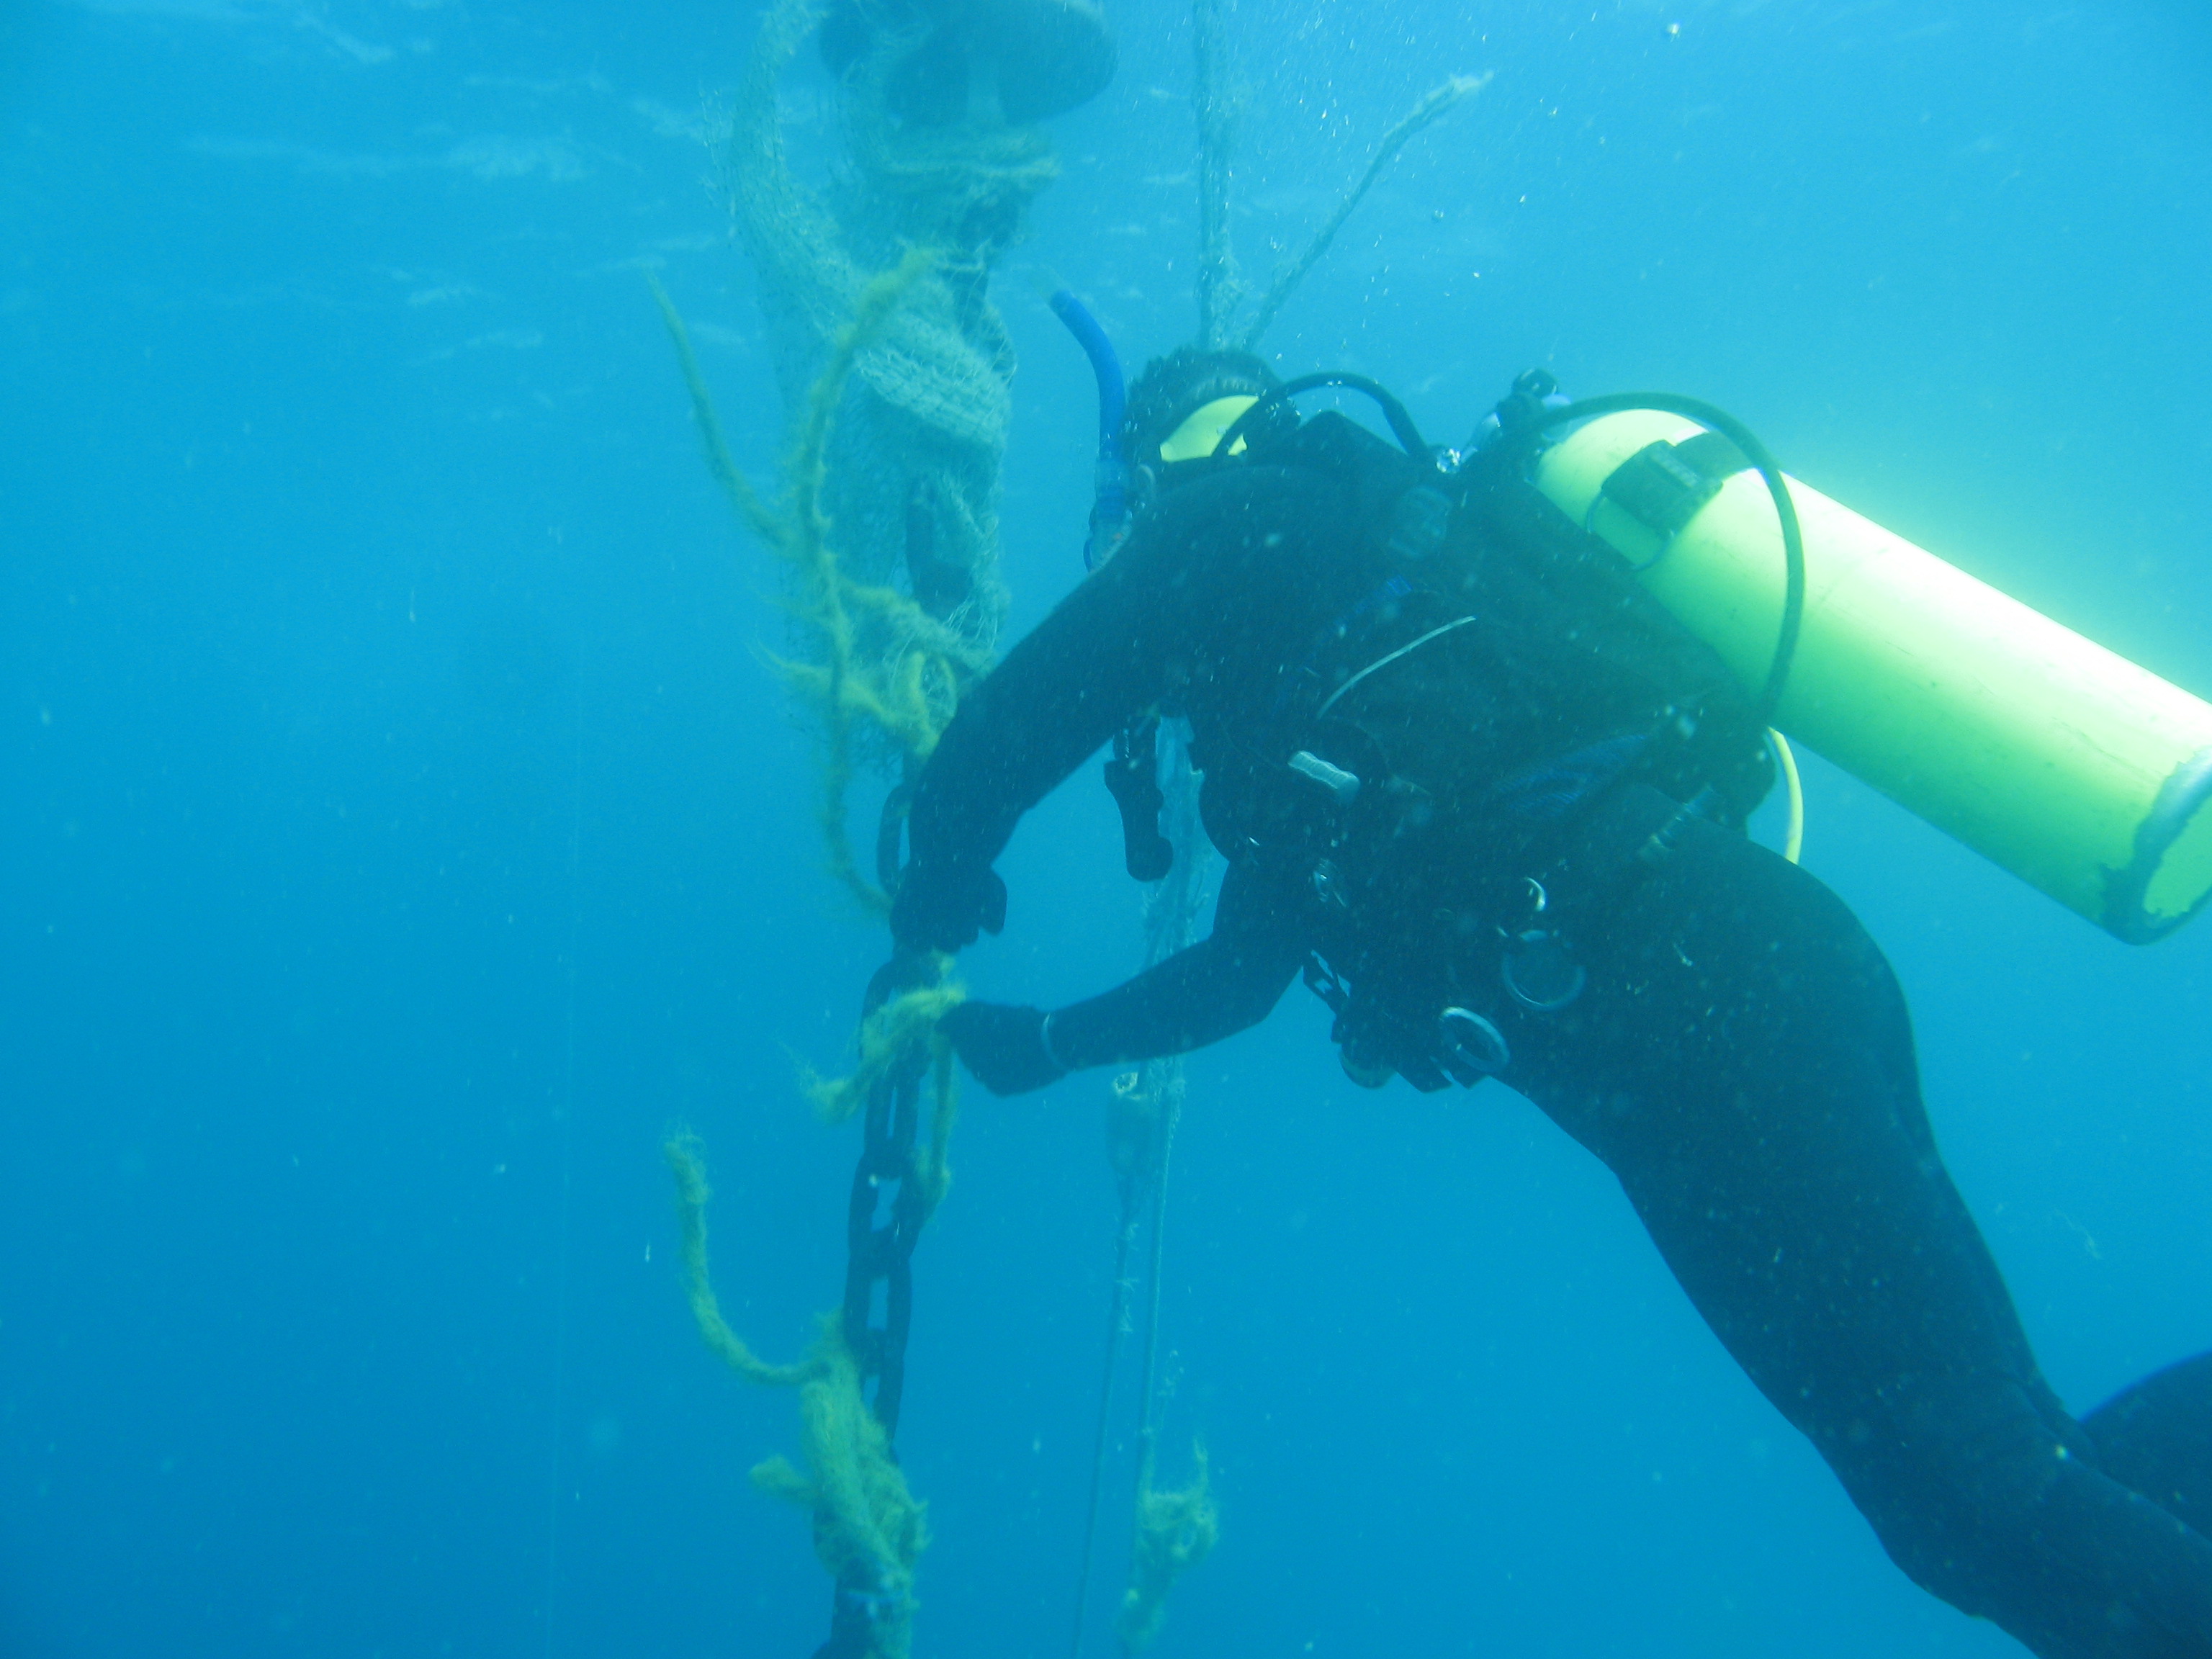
[940,1000,1065,1096]
[890,860,1007,955]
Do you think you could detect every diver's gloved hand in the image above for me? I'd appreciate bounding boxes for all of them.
[940,1000,1066,1097]
[890,860,1007,955]
[863,948,940,1017]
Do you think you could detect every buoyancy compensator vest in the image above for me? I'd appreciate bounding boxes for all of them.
[1110,382,1776,896]
[1094,382,1782,1091]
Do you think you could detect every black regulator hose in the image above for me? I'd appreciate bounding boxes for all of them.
[1210,371,1432,463]
[1529,392,1807,728]
[1216,372,1806,728]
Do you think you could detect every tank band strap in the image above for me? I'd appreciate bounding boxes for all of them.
[1596,428,1752,552]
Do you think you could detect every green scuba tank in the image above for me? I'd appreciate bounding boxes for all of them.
[1532,410,2212,943]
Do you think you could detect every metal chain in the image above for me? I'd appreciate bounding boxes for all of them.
[815,982,932,1659]
[814,799,940,1659]
[849,783,935,1439]
[839,976,932,1437]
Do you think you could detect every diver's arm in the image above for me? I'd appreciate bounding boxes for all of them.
[1045,922,1303,1067]
[940,863,1305,1094]
[894,466,1353,953]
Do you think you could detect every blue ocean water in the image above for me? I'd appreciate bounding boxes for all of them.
[4,1,2211,1655]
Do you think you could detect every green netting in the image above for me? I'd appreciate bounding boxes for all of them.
[726,0,1061,671]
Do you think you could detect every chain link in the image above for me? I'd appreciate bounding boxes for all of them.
[814,796,940,1658]
[840,966,932,1436]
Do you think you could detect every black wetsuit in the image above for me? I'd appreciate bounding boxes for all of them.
[896,415,2212,1656]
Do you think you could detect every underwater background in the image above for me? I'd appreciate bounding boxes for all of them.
[5,1,2211,1655]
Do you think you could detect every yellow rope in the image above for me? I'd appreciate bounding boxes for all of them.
[1115,1442,1218,1653]
[664,1134,930,1659]
[644,274,784,548]
[805,979,966,1125]
[663,1133,819,1388]
[650,247,986,913]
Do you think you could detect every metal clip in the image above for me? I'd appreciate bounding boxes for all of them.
[1501,927,1586,1012]
[1310,857,1349,911]
[1437,1006,1511,1084]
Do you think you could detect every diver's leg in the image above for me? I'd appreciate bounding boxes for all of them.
[1504,822,2212,1658]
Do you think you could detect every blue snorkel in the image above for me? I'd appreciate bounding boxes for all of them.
[1047,285,1172,876]
[1047,288,1130,567]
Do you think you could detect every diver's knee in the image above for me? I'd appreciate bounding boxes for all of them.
[1840,1378,2079,1611]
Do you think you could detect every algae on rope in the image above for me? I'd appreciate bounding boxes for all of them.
[665,1135,930,1659]
[662,0,1066,906]
[806,979,963,1121]
[1115,1443,1218,1654]
[652,251,986,910]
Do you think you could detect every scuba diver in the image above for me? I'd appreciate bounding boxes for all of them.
[888,345,2212,1656]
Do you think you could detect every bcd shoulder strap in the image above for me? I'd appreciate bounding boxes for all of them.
[1439,459,1774,823]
